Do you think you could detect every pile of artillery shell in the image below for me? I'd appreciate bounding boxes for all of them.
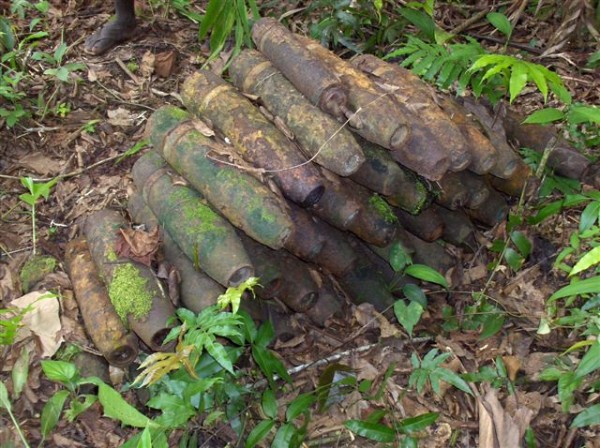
[70,21,594,355]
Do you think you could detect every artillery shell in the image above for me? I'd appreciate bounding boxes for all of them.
[304,278,345,327]
[350,136,431,214]
[252,18,349,119]
[403,229,455,274]
[132,152,254,287]
[230,49,365,176]
[339,264,396,312]
[465,188,509,227]
[431,205,477,251]
[284,204,328,262]
[127,193,225,314]
[503,110,591,180]
[351,53,472,172]
[487,158,537,198]
[83,209,175,351]
[182,70,325,207]
[459,97,520,179]
[456,170,491,209]
[147,106,293,250]
[65,238,139,367]
[393,206,444,242]
[435,172,471,210]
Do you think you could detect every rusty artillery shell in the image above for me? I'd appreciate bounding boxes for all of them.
[403,229,455,274]
[487,158,536,198]
[241,299,295,342]
[295,35,412,151]
[351,54,472,172]
[431,205,477,251]
[393,206,444,242]
[252,18,349,119]
[230,49,365,177]
[459,97,520,179]
[465,188,509,227]
[435,172,471,210]
[286,203,357,275]
[127,192,225,314]
[65,238,139,367]
[132,151,254,287]
[182,70,325,207]
[350,136,431,214]
[311,171,397,247]
[456,170,491,209]
[434,95,498,175]
[304,277,345,326]
[147,106,293,250]
[83,209,175,351]
[503,110,591,180]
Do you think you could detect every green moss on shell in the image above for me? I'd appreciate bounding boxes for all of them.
[108,263,153,323]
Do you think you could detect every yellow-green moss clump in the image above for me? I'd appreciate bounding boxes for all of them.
[369,195,398,224]
[20,255,57,293]
[108,264,153,323]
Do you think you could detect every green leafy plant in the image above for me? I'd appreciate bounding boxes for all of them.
[0,381,31,448]
[19,176,58,255]
[409,348,473,397]
[345,411,439,445]
[0,304,33,345]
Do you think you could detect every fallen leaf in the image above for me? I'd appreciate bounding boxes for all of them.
[18,153,64,176]
[154,50,178,78]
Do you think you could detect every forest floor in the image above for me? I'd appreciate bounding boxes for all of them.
[1,1,599,447]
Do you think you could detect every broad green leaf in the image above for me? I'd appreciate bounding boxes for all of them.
[567,105,600,124]
[41,390,69,438]
[272,423,297,448]
[12,347,29,399]
[525,65,549,101]
[254,320,275,348]
[435,368,473,395]
[579,201,600,232]
[570,246,600,277]
[486,12,513,37]
[198,0,227,39]
[394,300,424,337]
[204,338,234,374]
[510,231,532,258]
[479,312,505,340]
[138,426,152,448]
[509,62,528,103]
[549,276,600,301]
[402,284,427,307]
[344,420,395,442]
[390,241,411,272]
[98,383,151,428]
[261,389,277,420]
[64,394,97,422]
[396,412,439,433]
[558,371,580,411]
[571,403,600,427]
[523,108,564,124]
[41,360,77,385]
[286,393,316,422]
[504,247,524,271]
[398,8,435,41]
[245,419,275,448]
[404,264,448,288]
[575,341,600,378]
[0,381,11,411]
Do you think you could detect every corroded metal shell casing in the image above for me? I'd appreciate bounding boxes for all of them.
[393,206,444,242]
[146,106,294,250]
[65,238,139,367]
[465,188,509,227]
[455,170,491,209]
[127,192,225,314]
[487,158,537,198]
[350,136,431,214]
[435,172,471,210]
[181,70,325,207]
[251,17,349,119]
[402,229,455,274]
[339,264,396,312]
[83,209,175,351]
[132,151,254,287]
[503,110,590,180]
[431,205,478,251]
[230,49,365,177]
[350,53,472,173]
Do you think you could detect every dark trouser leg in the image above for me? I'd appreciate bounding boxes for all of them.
[84,0,137,55]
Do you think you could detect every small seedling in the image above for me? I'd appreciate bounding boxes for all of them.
[19,176,58,255]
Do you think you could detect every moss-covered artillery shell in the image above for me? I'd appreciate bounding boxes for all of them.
[487,158,537,198]
[350,136,430,214]
[132,151,254,287]
[127,192,225,314]
[65,239,139,367]
[503,111,591,180]
[456,170,491,209]
[435,172,471,210]
[251,18,348,119]
[393,206,444,242]
[459,97,519,179]
[287,203,358,276]
[230,50,365,177]
[181,70,325,207]
[83,209,175,351]
[432,205,478,251]
[147,106,293,250]
[351,54,472,173]
[465,188,509,227]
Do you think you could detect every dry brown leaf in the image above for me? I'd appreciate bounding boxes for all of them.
[18,153,64,176]
[140,51,156,78]
[107,107,136,127]
[154,50,178,78]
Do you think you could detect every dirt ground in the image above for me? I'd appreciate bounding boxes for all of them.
[1,1,599,447]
